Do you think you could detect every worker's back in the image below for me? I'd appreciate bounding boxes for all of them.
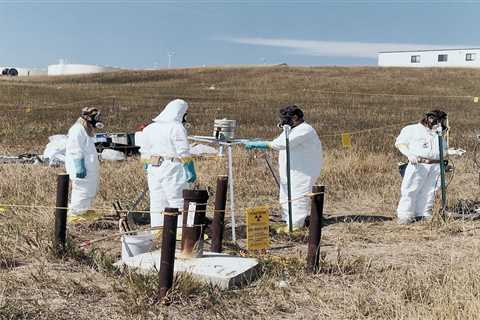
[272,122,323,179]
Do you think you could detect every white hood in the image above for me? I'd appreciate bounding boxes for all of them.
[152,99,188,123]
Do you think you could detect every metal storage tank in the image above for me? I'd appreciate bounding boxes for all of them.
[0,67,47,76]
[48,62,122,76]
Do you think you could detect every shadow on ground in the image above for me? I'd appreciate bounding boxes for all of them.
[322,214,393,227]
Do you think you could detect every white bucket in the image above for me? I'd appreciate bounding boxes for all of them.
[121,232,153,261]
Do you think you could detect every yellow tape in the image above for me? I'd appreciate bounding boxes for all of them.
[0,190,321,216]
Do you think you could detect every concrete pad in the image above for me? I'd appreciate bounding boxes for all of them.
[114,250,259,289]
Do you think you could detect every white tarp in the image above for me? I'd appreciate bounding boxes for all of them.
[101,149,126,161]
[42,134,67,166]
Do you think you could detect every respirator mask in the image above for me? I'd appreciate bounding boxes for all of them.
[82,108,104,129]
[277,116,294,128]
[182,112,191,129]
[425,111,447,132]
[277,105,304,129]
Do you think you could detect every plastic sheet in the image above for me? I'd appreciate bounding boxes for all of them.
[43,134,67,166]
[101,149,126,161]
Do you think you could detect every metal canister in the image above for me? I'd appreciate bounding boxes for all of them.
[213,119,236,141]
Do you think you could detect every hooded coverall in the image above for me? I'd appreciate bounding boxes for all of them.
[140,99,191,228]
[396,123,448,222]
[270,122,323,228]
[65,120,100,215]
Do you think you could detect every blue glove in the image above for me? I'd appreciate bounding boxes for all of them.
[183,160,197,183]
[244,141,270,150]
[74,158,86,178]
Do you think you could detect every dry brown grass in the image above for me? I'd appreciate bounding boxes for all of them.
[2,66,480,319]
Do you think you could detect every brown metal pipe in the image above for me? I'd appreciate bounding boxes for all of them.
[53,174,69,255]
[306,185,325,273]
[159,207,179,300]
[211,176,228,253]
[181,189,209,258]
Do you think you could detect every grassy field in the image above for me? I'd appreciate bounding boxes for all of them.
[2,66,480,319]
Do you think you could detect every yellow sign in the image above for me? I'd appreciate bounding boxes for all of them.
[474,97,479,103]
[341,133,352,148]
[246,206,270,250]
[25,107,32,113]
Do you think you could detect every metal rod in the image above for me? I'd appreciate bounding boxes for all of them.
[181,189,209,258]
[227,145,237,242]
[284,125,293,233]
[128,188,147,213]
[438,131,447,209]
[53,174,69,255]
[159,207,179,300]
[124,187,147,225]
[264,154,280,188]
[306,185,325,273]
[211,175,228,253]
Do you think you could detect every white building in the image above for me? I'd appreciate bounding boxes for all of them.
[378,48,480,68]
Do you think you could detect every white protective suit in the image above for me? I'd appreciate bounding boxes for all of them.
[396,123,448,222]
[270,122,323,228]
[65,121,100,215]
[140,99,191,228]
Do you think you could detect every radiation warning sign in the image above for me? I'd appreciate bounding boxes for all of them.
[246,206,270,250]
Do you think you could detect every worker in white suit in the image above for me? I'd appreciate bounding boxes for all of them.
[140,99,197,230]
[65,107,104,223]
[395,110,449,224]
[244,105,323,230]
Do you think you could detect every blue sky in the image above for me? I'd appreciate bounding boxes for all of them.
[0,1,478,69]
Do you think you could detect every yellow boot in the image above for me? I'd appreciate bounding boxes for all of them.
[83,210,102,221]
[67,214,86,224]
[67,210,102,224]
[270,223,302,235]
[271,222,289,234]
